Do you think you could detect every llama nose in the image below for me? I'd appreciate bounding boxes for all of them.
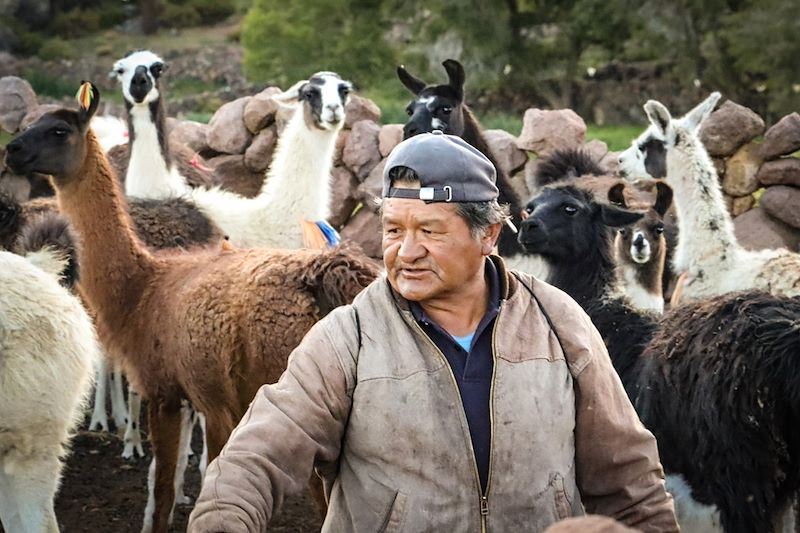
[6,138,22,154]
[633,234,645,248]
[403,123,422,139]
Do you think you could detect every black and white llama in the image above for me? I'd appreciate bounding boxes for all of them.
[110,49,212,199]
[397,59,525,259]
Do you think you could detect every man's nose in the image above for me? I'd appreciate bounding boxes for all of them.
[398,232,425,260]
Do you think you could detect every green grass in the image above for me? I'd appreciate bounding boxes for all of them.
[586,124,642,152]
[182,111,213,123]
[167,78,223,98]
[481,113,523,136]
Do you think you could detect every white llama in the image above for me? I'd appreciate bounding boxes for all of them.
[619,92,800,301]
[0,236,99,533]
[189,71,352,248]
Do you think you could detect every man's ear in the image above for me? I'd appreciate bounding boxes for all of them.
[481,222,503,255]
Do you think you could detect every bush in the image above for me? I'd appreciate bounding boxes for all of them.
[160,0,236,28]
[22,68,78,99]
[51,8,101,38]
[242,0,396,88]
[37,37,76,61]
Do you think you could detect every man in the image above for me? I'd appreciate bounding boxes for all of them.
[188,132,678,532]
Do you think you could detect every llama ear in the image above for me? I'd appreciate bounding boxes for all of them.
[76,82,100,128]
[607,183,628,207]
[150,61,166,79]
[442,59,465,100]
[599,204,644,228]
[682,91,721,131]
[653,181,673,217]
[274,79,308,104]
[396,65,426,95]
[643,100,671,136]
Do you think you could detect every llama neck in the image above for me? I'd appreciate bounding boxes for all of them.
[545,231,620,306]
[57,131,154,315]
[257,111,336,221]
[461,106,523,256]
[126,99,186,199]
[669,132,740,274]
[619,258,665,313]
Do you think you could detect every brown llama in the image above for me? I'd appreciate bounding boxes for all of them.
[5,83,380,533]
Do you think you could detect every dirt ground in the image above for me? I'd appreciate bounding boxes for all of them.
[0,426,321,533]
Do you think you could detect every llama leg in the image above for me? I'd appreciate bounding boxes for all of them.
[203,410,238,463]
[198,412,208,480]
[110,368,128,430]
[0,468,23,532]
[173,401,194,505]
[123,389,145,459]
[142,397,182,533]
[308,474,328,519]
[7,453,61,533]
[88,358,109,431]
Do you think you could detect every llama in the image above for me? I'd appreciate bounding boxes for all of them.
[5,83,379,533]
[110,49,213,198]
[0,215,100,533]
[531,148,677,310]
[610,181,673,313]
[397,59,524,257]
[188,71,352,249]
[517,181,800,532]
[618,92,800,301]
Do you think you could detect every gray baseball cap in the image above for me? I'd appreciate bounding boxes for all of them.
[382,130,499,202]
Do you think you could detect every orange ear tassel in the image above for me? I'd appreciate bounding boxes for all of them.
[301,220,329,250]
[76,82,93,110]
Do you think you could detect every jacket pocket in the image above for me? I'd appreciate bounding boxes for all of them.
[378,489,408,533]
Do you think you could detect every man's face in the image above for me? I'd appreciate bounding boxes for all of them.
[382,197,492,304]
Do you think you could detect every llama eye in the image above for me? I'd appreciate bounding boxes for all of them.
[654,225,664,234]
[339,85,351,95]
[619,228,628,236]
[441,106,453,115]
[406,108,413,116]
[563,205,577,215]
[52,128,68,137]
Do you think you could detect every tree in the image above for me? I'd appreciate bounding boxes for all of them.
[242,0,396,88]
[141,0,159,34]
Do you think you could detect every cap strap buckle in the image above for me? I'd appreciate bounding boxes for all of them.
[387,187,454,203]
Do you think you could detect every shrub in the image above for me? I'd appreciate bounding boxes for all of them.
[51,8,101,38]
[38,37,76,61]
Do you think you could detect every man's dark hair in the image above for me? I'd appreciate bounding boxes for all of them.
[386,166,509,238]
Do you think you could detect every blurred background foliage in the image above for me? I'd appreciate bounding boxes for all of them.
[1,0,798,124]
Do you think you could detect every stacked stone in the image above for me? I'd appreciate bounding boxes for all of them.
[515,107,619,198]
[3,74,798,256]
[700,103,800,252]
[0,75,57,201]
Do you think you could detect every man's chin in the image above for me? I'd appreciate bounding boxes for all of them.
[392,278,437,303]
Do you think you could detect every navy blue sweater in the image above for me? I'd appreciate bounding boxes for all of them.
[410,260,499,493]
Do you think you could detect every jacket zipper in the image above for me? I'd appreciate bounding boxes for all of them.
[407,300,504,533]
[482,300,502,533]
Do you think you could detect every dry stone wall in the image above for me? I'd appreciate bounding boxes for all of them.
[2,75,799,257]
